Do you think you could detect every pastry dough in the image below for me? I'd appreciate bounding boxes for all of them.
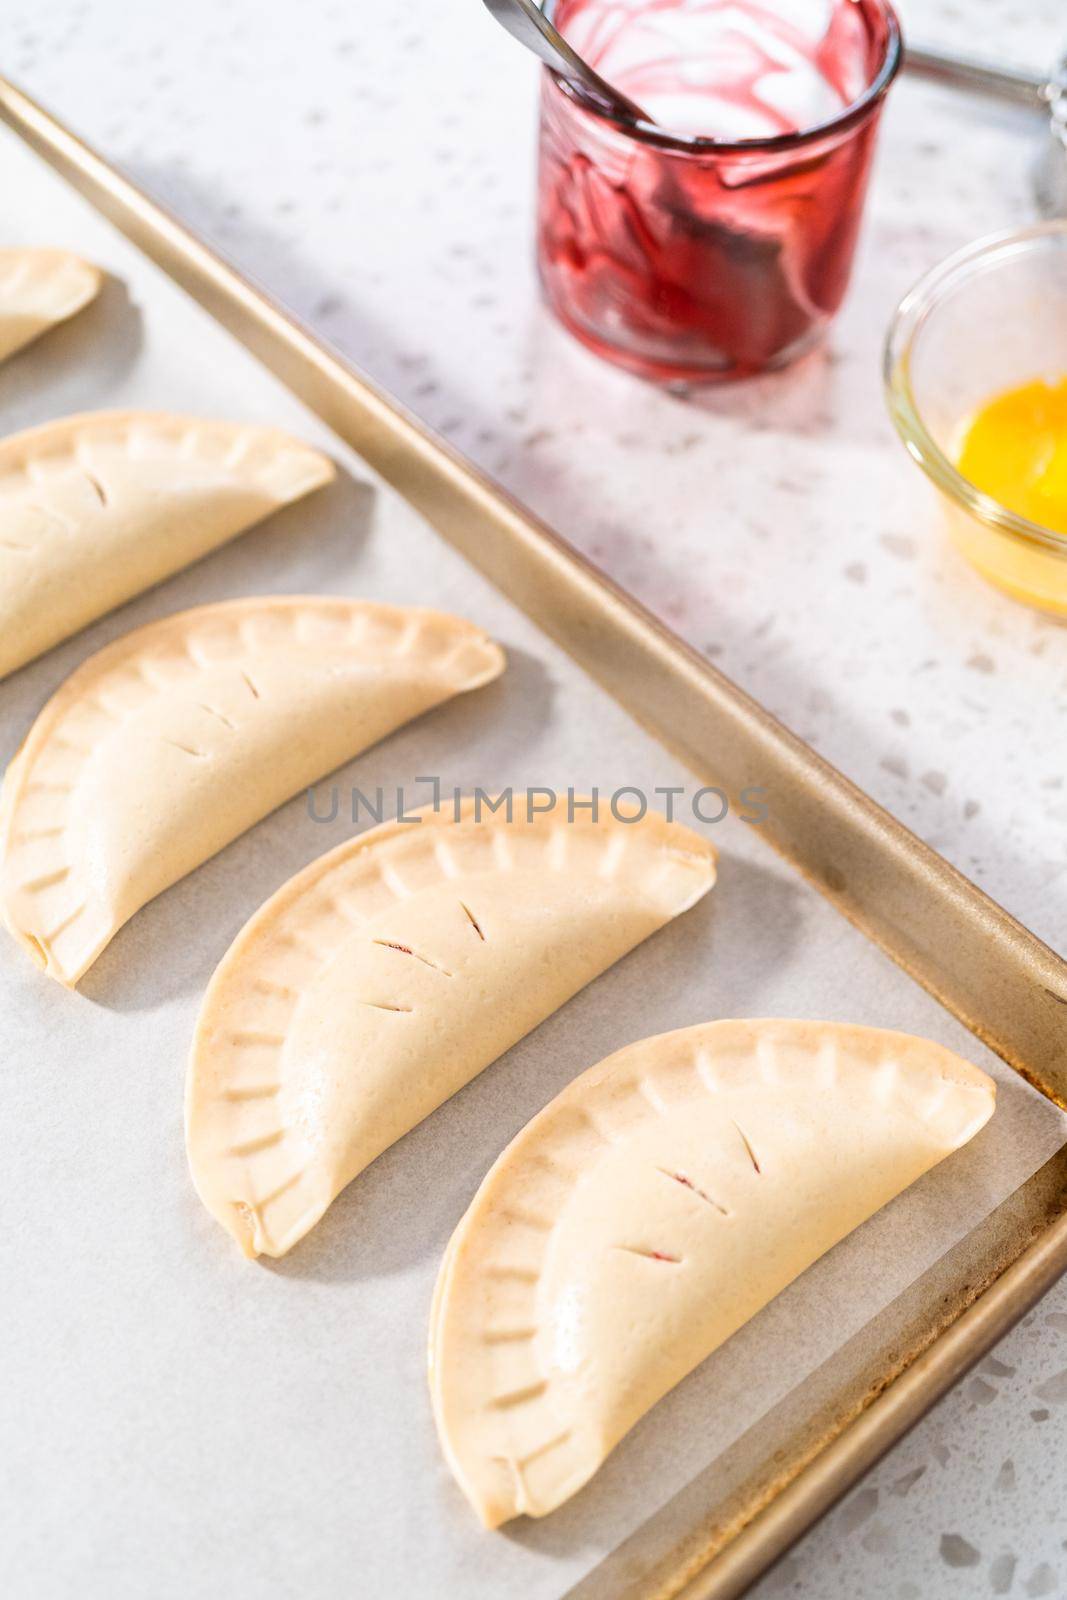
[0,596,504,985]
[0,411,334,678]
[186,797,716,1259]
[430,1019,995,1527]
[0,248,102,364]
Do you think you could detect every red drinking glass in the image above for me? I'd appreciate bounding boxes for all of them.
[536,0,902,383]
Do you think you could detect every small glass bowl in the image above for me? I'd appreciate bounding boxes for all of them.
[884,222,1067,615]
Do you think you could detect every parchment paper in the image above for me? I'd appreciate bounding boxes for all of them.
[1,122,1064,1600]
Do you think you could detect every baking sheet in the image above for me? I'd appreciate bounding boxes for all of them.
[1,121,1064,1600]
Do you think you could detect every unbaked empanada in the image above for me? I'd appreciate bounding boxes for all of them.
[0,597,504,985]
[430,1019,995,1526]
[0,411,334,678]
[0,248,102,364]
[186,798,716,1259]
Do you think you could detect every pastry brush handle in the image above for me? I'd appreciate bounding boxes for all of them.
[904,44,1051,110]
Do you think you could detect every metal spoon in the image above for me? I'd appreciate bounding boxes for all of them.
[480,0,653,126]
[481,2,1067,213]
[904,44,1067,217]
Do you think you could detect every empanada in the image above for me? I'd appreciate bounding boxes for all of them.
[430,1019,995,1526]
[0,248,102,364]
[0,411,334,677]
[0,597,504,985]
[186,797,716,1259]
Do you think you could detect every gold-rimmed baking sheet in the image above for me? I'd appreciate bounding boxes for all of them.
[2,81,1067,1600]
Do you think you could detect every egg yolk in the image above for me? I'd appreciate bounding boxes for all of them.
[956,377,1067,537]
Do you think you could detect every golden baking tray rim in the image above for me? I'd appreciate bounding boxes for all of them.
[3,75,1065,1600]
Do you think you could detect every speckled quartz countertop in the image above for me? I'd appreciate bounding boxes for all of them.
[3,0,1067,1594]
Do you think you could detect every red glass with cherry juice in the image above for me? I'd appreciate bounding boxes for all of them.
[537,0,902,383]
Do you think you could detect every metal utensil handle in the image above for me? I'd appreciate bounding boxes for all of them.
[482,0,650,123]
[904,44,1049,109]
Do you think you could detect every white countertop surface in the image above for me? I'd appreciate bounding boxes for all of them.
[2,0,1067,1594]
